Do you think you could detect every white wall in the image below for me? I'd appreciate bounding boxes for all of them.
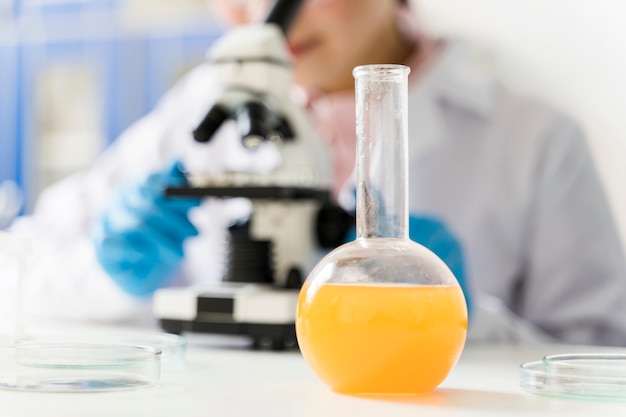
[414,0,626,244]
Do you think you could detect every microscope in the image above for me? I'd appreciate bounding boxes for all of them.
[152,0,353,349]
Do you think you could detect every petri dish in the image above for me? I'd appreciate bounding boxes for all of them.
[17,332,186,370]
[520,353,626,401]
[0,343,161,393]
[114,333,186,370]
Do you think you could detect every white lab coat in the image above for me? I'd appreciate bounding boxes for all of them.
[9,42,626,346]
[401,44,626,345]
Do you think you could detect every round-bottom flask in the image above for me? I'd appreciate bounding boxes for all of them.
[296,64,468,394]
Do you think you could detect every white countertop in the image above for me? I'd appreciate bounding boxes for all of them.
[0,334,625,417]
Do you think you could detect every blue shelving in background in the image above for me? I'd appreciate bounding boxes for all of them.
[0,0,222,212]
[0,36,20,188]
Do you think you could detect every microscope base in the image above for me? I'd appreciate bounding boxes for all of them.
[153,284,299,350]
[159,319,296,350]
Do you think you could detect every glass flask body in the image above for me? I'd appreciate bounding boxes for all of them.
[296,65,468,395]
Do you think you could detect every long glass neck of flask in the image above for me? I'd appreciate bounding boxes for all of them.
[353,64,410,240]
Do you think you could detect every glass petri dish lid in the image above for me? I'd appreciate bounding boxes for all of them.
[0,343,161,393]
[17,331,186,370]
[520,353,626,401]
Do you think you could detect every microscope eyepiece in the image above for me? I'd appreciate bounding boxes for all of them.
[264,0,305,34]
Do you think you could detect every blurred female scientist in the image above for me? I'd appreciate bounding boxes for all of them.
[10,0,626,346]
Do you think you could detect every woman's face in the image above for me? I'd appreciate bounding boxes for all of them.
[290,0,411,93]
[211,0,411,93]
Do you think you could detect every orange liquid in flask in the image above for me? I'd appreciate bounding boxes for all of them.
[296,283,468,394]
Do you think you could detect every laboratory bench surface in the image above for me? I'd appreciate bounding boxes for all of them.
[1,335,625,417]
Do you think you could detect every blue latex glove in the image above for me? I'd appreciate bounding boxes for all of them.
[408,216,470,313]
[344,215,471,316]
[92,161,201,297]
